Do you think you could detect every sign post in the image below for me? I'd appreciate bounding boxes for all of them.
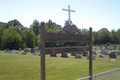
[41,22,45,80]
[89,27,92,80]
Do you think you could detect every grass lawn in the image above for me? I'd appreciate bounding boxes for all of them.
[0,50,120,80]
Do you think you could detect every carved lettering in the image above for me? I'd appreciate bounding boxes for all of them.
[57,33,83,41]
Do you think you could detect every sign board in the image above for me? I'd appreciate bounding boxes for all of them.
[40,22,92,80]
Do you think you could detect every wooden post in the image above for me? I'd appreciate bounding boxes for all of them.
[41,22,45,80]
[89,27,92,80]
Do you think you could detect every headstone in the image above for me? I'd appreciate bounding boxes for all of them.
[105,44,107,48]
[24,48,28,52]
[31,48,34,53]
[50,54,57,57]
[22,53,26,55]
[119,48,120,50]
[13,50,18,54]
[4,50,6,53]
[38,54,40,56]
[36,50,39,53]
[8,50,12,53]
[113,47,116,50]
[75,55,81,58]
[100,49,105,53]
[92,50,96,55]
[71,52,76,56]
[107,43,110,46]
[61,53,68,58]
[19,48,21,51]
[94,48,97,51]
[109,51,117,58]
[116,50,120,55]
[33,52,36,55]
[101,49,108,55]
[6,49,9,51]
[82,51,88,56]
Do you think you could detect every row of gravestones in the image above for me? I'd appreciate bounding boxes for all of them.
[94,47,120,51]
[50,51,97,59]
[23,48,41,56]
[4,50,18,54]
[24,48,41,53]
[50,53,81,58]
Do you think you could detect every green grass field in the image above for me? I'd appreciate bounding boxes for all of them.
[0,50,120,80]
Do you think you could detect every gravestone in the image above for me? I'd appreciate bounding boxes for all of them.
[61,53,68,58]
[36,50,39,53]
[75,55,81,58]
[105,44,107,48]
[92,50,96,55]
[109,51,117,58]
[50,54,57,57]
[24,48,28,52]
[22,52,26,55]
[106,48,110,51]
[8,50,12,53]
[4,50,6,53]
[71,52,76,56]
[33,52,36,55]
[82,51,88,56]
[100,49,105,53]
[94,48,97,51]
[38,53,40,56]
[19,48,21,51]
[116,50,120,55]
[113,47,116,50]
[102,51,108,55]
[119,48,120,50]
[31,48,35,53]
[13,50,18,54]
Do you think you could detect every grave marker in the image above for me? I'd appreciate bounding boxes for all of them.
[31,48,34,53]
[75,55,81,58]
[61,53,68,58]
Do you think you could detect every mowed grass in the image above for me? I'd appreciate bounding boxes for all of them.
[0,50,120,80]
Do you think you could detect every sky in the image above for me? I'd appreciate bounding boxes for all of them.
[0,0,120,31]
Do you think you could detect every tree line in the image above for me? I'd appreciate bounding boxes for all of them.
[0,19,120,50]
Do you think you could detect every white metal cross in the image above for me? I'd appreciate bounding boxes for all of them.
[62,5,75,25]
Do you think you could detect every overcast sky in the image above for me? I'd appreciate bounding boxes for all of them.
[0,0,120,31]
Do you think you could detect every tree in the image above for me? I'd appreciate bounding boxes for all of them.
[30,20,40,35]
[4,19,23,29]
[2,33,22,50]
[64,19,74,25]
[25,29,35,48]
[0,24,3,49]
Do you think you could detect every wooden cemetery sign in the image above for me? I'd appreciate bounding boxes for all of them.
[40,22,92,80]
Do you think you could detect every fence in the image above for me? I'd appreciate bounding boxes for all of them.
[76,68,120,80]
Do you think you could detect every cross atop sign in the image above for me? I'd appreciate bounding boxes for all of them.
[62,5,75,25]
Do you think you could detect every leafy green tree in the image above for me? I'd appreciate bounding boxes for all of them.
[30,20,40,35]
[64,19,74,25]
[25,29,35,48]
[116,29,120,43]
[4,19,23,29]
[2,33,22,50]
[0,24,3,49]
[111,29,118,44]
